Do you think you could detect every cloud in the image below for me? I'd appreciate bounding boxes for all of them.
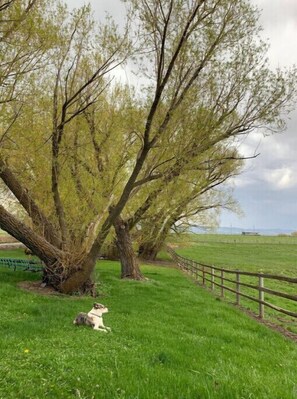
[250,0,297,67]
[254,0,297,30]
[225,106,297,227]
[263,167,296,189]
[220,181,297,230]
[70,0,126,25]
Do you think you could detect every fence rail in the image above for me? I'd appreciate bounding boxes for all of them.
[167,246,297,320]
[0,257,43,272]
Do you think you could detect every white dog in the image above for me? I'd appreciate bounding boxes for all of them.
[73,303,111,332]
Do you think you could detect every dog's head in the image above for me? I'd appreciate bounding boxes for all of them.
[92,303,109,314]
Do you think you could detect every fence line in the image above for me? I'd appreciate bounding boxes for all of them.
[167,246,297,320]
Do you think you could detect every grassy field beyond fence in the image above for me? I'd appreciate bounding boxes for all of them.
[168,234,297,334]
[1,248,297,398]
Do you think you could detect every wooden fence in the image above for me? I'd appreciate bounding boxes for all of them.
[167,246,297,320]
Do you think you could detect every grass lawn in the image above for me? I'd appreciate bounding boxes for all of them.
[0,249,297,398]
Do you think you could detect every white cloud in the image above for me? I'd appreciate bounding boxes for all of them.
[251,0,297,68]
[263,167,296,189]
[67,0,126,25]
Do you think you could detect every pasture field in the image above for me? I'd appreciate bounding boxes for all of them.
[167,234,297,334]
[168,233,297,273]
[0,249,297,398]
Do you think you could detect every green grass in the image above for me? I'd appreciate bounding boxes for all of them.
[170,234,297,273]
[173,233,297,245]
[0,248,297,398]
[0,248,29,259]
[170,234,297,333]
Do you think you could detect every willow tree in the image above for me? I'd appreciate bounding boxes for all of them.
[0,0,55,144]
[136,148,243,260]
[0,0,296,294]
[0,2,133,292]
[111,115,244,275]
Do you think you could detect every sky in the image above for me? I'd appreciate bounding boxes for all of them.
[66,0,297,232]
[220,0,297,231]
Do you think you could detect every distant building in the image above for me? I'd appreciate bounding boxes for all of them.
[241,231,260,236]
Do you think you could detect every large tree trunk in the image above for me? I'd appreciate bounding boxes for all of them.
[114,216,144,280]
[0,205,60,264]
[0,205,97,294]
[138,221,171,261]
[0,139,153,292]
[0,158,61,247]
[57,256,97,295]
[138,241,160,261]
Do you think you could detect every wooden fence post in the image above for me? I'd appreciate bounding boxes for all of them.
[181,258,186,271]
[202,266,205,286]
[236,271,240,305]
[211,267,215,290]
[221,270,224,297]
[194,261,198,281]
[259,273,265,319]
[178,256,182,270]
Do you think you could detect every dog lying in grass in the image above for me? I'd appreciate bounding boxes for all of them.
[73,303,111,332]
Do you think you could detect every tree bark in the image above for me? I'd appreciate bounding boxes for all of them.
[51,146,68,245]
[138,220,171,261]
[0,158,61,247]
[138,242,160,261]
[0,205,61,264]
[0,204,97,294]
[114,216,144,280]
[58,257,97,295]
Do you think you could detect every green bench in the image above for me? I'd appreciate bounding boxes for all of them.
[0,257,43,272]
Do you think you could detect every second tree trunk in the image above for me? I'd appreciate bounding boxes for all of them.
[114,216,144,280]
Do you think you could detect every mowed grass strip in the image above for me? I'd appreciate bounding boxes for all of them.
[172,234,297,334]
[0,254,297,398]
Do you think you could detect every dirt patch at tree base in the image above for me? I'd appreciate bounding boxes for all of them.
[18,281,99,298]
[18,281,66,296]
